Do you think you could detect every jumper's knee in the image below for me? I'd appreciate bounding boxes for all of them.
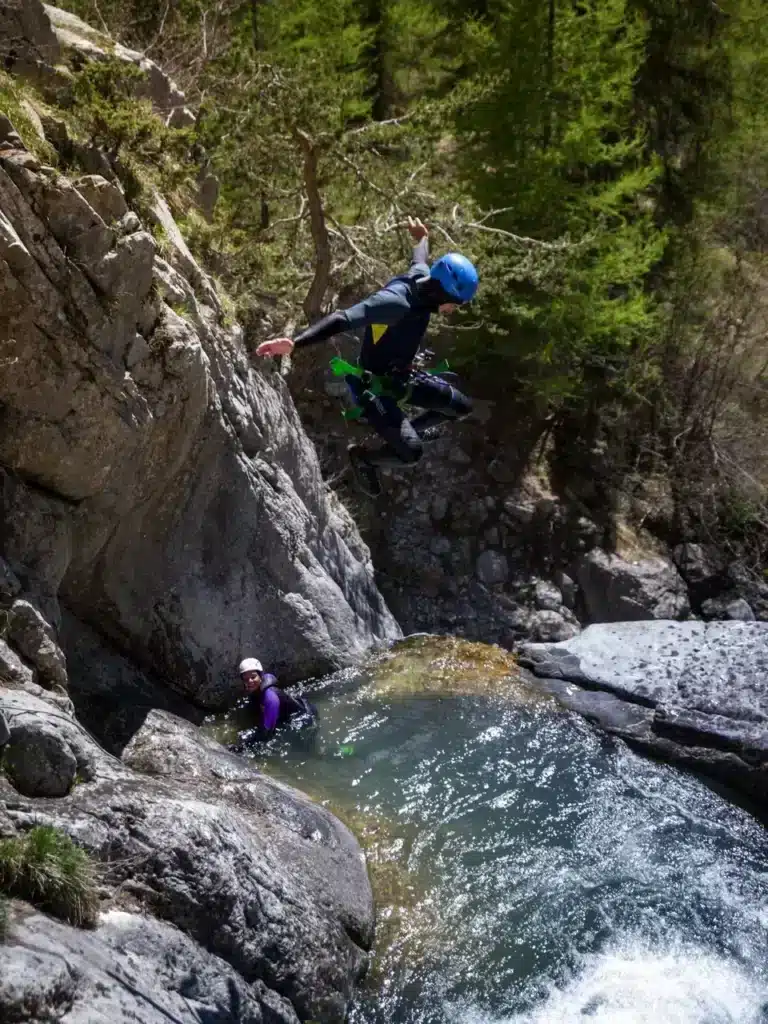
[399,437,424,465]
[451,390,473,420]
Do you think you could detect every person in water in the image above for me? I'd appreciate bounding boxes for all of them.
[237,657,317,739]
[254,217,479,496]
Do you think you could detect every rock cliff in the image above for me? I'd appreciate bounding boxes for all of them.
[0,7,392,1018]
[0,0,400,732]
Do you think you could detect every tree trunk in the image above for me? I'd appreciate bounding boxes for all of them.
[544,0,556,147]
[294,130,330,322]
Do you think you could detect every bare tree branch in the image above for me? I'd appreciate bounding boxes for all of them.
[142,0,171,56]
[92,0,112,37]
[345,112,414,136]
[327,216,389,284]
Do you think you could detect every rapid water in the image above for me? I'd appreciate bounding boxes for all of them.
[205,637,768,1023]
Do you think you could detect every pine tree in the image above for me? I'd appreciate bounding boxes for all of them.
[449,0,666,410]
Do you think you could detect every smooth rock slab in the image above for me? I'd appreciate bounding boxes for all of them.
[0,907,298,1023]
[521,621,768,802]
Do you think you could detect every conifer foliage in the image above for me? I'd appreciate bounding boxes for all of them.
[50,0,768,560]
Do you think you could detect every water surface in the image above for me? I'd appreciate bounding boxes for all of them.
[206,637,768,1023]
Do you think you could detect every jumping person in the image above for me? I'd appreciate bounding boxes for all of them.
[254,218,479,496]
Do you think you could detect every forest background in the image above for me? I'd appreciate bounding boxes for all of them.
[27,0,768,572]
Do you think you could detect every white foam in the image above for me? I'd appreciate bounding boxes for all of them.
[451,939,768,1024]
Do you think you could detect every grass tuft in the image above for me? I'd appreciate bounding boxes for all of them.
[0,825,99,928]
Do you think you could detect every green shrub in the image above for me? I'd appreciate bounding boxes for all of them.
[0,72,57,164]
[0,825,99,928]
[64,59,196,203]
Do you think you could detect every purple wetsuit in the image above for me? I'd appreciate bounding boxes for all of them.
[260,679,282,731]
[258,674,316,733]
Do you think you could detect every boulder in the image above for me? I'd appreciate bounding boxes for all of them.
[533,580,563,612]
[0,696,374,1022]
[701,596,756,622]
[7,599,68,689]
[3,719,78,796]
[42,5,189,118]
[0,0,60,73]
[520,621,768,801]
[672,542,724,593]
[73,174,128,225]
[554,570,577,610]
[0,907,298,1023]
[475,550,509,586]
[576,548,691,622]
[528,609,579,643]
[0,556,22,602]
[0,700,372,1019]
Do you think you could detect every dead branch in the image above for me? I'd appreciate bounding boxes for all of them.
[92,0,112,37]
[142,0,171,56]
[345,112,414,136]
[270,196,308,230]
[326,216,389,282]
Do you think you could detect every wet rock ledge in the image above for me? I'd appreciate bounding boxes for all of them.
[521,621,768,803]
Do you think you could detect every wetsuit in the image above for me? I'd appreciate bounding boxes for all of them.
[292,239,473,468]
[255,674,317,733]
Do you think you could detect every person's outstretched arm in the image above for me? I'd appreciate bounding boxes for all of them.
[254,216,430,359]
[408,216,429,274]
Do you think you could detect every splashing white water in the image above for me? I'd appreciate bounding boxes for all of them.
[453,940,768,1024]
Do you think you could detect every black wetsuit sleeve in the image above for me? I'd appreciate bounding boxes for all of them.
[293,288,412,351]
[293,311,350,350]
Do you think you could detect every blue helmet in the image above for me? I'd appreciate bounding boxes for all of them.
[430,252,479,303]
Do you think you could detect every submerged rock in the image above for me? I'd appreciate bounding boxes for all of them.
[366,634,552,705]
[521,621,768,801]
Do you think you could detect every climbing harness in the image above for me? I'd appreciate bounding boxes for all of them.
[329,355,451,421]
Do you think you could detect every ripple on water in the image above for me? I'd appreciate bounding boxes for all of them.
[452,938,768,1024]
[204,636,768,1024]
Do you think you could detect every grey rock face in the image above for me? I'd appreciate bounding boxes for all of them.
[533,580,563,612]
[672,542,724,592]
[0,693,374,1022]
[0,557,21,602]
[3,719,78,796]
[576,548,691,622]
[701,596,756,622]
[554,571,577,610]
[475,549,509,586]
[521,621,768,801]
[0,907,298,1024]
[0,140,398,708]
[528,609,579,643]
[41,4,190,121]
[0,0,60,72]
[73,174,128,224]
[7,599,68,689]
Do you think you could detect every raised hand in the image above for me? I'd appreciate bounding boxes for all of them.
[255,337,295,358]
[407,216,428,242]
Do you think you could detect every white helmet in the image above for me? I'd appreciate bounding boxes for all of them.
[238,658,263,676]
